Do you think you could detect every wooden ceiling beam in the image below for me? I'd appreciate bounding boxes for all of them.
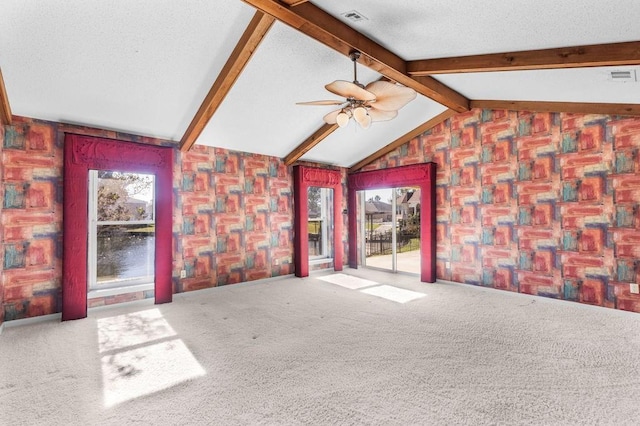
[408,41,640,75]
[471,100,640,116]
[0,67,12,125]
[284,123,338,165]
[279,0,308,6]
[349,109,456,173]
[179,11,275,152]
[241,0,469,112]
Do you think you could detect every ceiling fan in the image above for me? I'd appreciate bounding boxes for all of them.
[297,50,417,129]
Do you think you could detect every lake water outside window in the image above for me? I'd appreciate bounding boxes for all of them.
[88,170,155,291]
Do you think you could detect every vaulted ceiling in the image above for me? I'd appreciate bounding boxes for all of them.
[2,0,640,171]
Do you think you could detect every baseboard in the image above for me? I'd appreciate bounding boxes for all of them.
[1,273,298,331]
[173,273,296,299]
[2,312,62,330]
[434,278,640,317]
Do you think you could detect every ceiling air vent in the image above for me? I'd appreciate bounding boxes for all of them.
[341,10,368,22]
[606,69,637,82]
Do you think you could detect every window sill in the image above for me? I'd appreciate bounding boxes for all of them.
[88,282,154,299]
[309,257,333,265]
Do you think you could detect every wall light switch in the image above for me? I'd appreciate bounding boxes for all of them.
[445,261,451,269]
[180,270,186,279]
[630,283,639,294]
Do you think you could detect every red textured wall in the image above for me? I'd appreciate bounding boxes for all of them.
[3,119,63,321]
[363,108,640,313]
[1,116,300,321]
[174,145,295,290]
[7,108,640,321]
[0,123,4,326]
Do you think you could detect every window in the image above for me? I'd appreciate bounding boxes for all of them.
[308,187,333,259]
[88,170,155,291]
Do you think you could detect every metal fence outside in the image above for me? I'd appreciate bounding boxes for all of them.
[366,231,419,256]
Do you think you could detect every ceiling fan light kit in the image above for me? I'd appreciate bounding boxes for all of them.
[353,106,366,122]
[298,50,417,129]
[336,111,350,127]
[334,105,372,129]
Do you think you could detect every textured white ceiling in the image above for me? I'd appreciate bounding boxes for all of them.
[196,21,381,158]
[1,0,640,168]
[313,0,640,60]
[0,0,255,140]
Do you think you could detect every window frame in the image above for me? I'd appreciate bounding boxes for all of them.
[62,134,173,321]
[87,170,156,291]
[292,165,343,278]
[308,187,333,260]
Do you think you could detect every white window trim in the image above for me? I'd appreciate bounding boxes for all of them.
[309,187,332,260]
[87,170,156,292]
[88,282,154,299]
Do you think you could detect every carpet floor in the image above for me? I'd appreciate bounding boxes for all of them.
[1,268,640,425]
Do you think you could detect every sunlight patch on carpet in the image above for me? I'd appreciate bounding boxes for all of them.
[316,273,379,289]
[101,338,206,407]
[360,285,426,303]
[98,308,176,353]
[98,308,205,407]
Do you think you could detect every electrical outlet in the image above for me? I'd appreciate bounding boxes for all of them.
[180,270,186,279]
[631,283,639,294]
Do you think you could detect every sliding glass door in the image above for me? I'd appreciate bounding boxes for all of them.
[362,187,421,274]
[395,187,421,274]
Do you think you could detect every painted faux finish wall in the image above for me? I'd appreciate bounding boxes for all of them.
[0,116,303,322]
[0,123,4,325]
[3,118,66,322]
[363,108,640,313]
[173,145,294,291]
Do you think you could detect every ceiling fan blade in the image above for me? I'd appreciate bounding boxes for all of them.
[296,100,347,106]
[325,80,376,101]
[365,81,417,111]
[368,109,398,122]
[323,108,343,125]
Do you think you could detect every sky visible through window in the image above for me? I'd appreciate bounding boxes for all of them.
[364,188,394,203]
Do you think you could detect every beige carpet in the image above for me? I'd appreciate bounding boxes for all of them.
[1,268,640,425]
